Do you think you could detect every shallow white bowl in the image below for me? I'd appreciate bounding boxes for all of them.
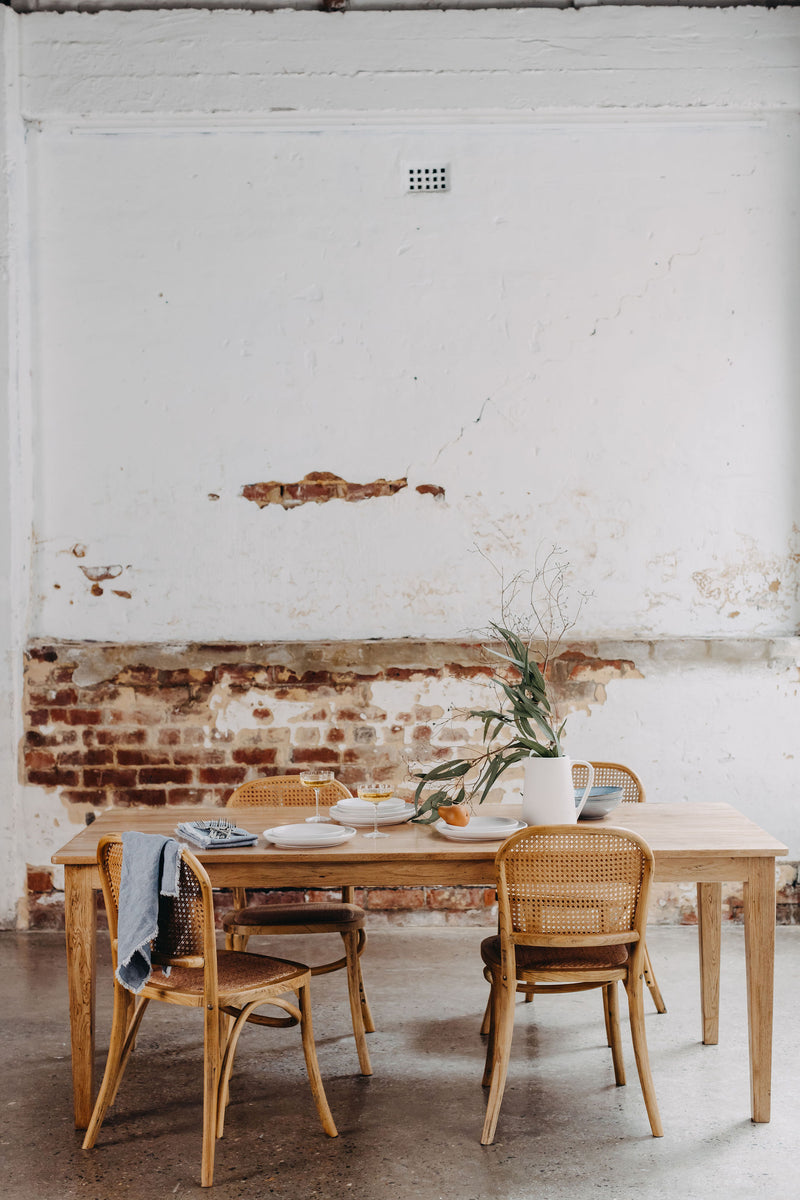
[575,786,624,820]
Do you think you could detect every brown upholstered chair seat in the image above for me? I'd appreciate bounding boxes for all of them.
[223,902,365,931]
[481,935,629,974]
[145,951,308,1001]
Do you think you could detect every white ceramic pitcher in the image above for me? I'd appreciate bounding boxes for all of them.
[521,756,595,826]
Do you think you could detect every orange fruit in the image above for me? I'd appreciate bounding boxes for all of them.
[438,805,470,827]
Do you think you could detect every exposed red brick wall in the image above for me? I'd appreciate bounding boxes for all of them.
[22,638,638,808]
[242,471,410,509]
[22,638,797,930]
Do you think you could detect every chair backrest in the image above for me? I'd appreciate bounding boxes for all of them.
[226,774,352,808]
[495,824,653,950]
[97,834,216,974]
[572,760,646,803]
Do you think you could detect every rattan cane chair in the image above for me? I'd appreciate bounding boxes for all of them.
[479,760,666,1037]
[82,834,337,1188]
[222,775,374,1075]
[572,761,666,1014]
[480,824,663,1145]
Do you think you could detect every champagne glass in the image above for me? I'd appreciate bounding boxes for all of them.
[300,769,335,823]
[358,782,393,839]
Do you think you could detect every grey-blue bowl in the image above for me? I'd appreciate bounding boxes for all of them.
[575,785,624,820]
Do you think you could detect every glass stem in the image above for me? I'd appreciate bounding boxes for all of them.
[315,787,320,821]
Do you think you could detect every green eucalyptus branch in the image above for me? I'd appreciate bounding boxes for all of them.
[412,623,564,823]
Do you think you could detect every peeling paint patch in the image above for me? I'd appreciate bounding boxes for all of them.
[79,565,123,583]
[692,530,800,618]
[416,484,446,500]
[242,471,408,509]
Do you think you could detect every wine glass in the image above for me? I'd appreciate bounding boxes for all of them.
[358,782,394,839]
[300,769,335,823]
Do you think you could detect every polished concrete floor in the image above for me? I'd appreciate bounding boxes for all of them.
[2,926,798,1199]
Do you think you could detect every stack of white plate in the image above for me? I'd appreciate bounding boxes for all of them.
[433,815,525,842]
[263,823,357,849]
[329,798,415,828]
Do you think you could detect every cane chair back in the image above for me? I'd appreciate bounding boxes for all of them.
[227,775,352,808]
[499,824,649,947]
[572,760,645,803]
[84,834,337,1186]
[481,824,662,1145]
[570,760,666,1013]
[224,774,374,1075]
[99,838,212,978]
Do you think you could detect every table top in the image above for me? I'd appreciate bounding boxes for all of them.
[52,801,787,868]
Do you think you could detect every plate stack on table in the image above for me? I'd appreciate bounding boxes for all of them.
[262,823,358,849]
[433,815,526,842]
[329,797,415,827]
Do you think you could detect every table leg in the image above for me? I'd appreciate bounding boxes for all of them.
[743,857,775,1123]
[64,865,96,1128]
[697,881,721,1045]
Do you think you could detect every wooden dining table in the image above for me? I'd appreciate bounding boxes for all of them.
[52,800,786,1131]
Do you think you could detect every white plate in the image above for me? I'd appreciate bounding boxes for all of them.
[433,816,525,842]
[263,824,357,848]
[333,798,407,814]
[330,803,415,827]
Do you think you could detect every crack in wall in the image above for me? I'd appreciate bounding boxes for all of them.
[589,241,705,338]
[433,396,492,464]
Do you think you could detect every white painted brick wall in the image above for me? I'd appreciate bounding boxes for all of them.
[0,6,799,922]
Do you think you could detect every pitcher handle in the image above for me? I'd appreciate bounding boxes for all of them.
[572,760,595,818]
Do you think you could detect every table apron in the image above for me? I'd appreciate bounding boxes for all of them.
[203,863,497,888]
[66,856,776,892]
[652,856,771,885]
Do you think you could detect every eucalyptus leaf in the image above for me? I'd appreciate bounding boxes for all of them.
[413,620,566,813]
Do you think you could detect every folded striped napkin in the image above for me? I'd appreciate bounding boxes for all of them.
[177,821,258,849]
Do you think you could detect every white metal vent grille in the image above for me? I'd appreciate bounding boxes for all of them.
[406,164,450,193]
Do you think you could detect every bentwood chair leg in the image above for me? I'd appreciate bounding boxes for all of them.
[602,984,612,1048]
[201,1005,222,1188]
[225,932,250,953]
[481,982,515,1145]
[481,975,500,1088]
[626,978,663,1137]
[357,959,375,1034]
[217,1007,234,1116]
[344,931,372,1075]
[643,947,667,1014]
[352,926,376,1032]
[82,983,132,1150]
[297,984,338,1138]
[479,994,491,1037]
[605,982,626,1087]
[108,994,150,1107]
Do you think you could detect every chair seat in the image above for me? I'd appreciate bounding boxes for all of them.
[223,902,365,930]
[145,950,307,1000]
[480,935,629,973]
